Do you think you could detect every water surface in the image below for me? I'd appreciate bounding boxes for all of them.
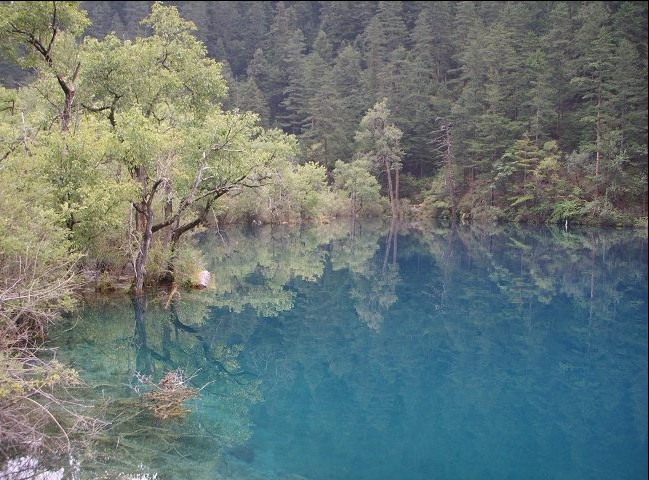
[41,222,649,479]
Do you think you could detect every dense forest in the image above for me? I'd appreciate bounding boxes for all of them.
[2,1,648,228]
[0,0,647,469]
[81,0,649,223]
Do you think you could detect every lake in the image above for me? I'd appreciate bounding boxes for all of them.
[30,222,649,479]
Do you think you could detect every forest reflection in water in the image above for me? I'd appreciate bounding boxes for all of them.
[20,220,648,479]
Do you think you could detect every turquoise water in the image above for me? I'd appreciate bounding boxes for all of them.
[45,222,647,479]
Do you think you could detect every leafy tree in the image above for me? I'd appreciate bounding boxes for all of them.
[0,1,91,131]
[333,158,383,217]
[355,99,404,218]
[0,84,84,460]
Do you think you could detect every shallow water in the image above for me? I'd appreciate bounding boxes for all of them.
[37,222,649,479]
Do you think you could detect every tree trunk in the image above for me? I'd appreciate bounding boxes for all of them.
[162,180,173,248]
[443,122,456,222]
[595,96,601,181]
[54,62,79,132]
[133,200,153,295]
[395,168,400,219]
[132,167,160,295]
[593,77,603,198]
[385,160,397,218]
[61,86,75,132]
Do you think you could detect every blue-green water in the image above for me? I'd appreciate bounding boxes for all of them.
[44,223,648,479]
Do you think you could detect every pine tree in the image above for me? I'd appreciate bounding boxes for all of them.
[229,78,270,128]
[301,44,369,168]
[524,49,556,144]
[301,75,348,168]
[250,2,305,130]
[544,2,579,150]
[400,5,454,177]
[610,2,648,187]
[361,1,408,101]
[319,1,376,52]
[571,2,617,190]
[312,30,333,64]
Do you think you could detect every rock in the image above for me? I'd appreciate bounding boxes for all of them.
[228,445,255,463]
[196,270,211,289]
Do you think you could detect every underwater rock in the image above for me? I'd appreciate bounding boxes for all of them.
[228,445,255,463]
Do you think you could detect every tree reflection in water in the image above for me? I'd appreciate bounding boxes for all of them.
[37,221,647,479]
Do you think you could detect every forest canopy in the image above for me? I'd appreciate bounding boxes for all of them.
[71,0,649,226]
[1,2,647,233]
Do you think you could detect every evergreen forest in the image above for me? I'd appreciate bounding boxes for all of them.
[81,0,649,225]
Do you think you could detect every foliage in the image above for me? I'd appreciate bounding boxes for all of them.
[70,0,643,226]
[0,130,88,458]
[420,168,454,220]
[333,158,384,217]
[355,99,404,217]
[549,199,585,223]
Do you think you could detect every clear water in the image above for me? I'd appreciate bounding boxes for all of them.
[41,222,649,479]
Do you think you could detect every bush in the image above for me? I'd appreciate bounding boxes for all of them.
[0,177,89,457]
[171,244,207,288]
[579,198,634,226]
[399,173,430,203]
[549,199,585,223]
[143,240,173,285]
[419,168,458,220]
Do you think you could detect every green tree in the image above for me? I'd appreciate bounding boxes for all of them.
[355,99,404,218]
[333,158,383,217]
[230,78,270,127]
[494,133,542,215]
[523,49,556,144]
[247,2,305,130]
[0,82,83,460]
[319,1,375,52]
[77,3,297,292]
[571,2,617,193]
[360,1,408,100]
[543,2,579,149]
[0,1,90,131]
[301,45,368,168]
